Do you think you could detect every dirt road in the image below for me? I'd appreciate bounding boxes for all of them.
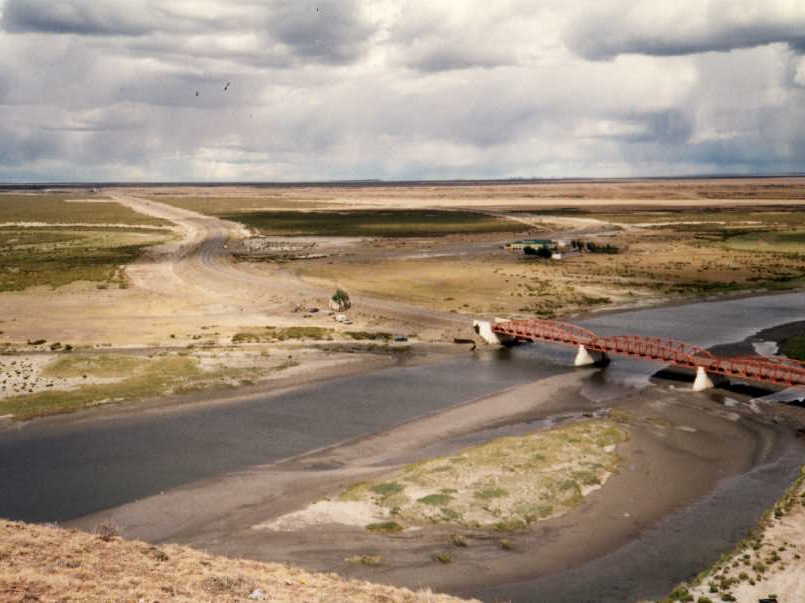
[109,192,467,336]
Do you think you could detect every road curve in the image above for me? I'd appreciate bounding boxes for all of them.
[109,192,466,329]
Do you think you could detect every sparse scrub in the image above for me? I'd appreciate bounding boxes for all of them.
[366,521,404,533]
[432,552,453,564]
[0,354,255,420]
[338,420,627,532]
[0,227,170,291]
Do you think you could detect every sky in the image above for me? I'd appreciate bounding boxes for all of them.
[1,0,805,182]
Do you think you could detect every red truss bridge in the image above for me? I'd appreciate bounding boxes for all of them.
[474,318,805,391]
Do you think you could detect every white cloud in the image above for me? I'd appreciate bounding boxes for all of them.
[0,0,803,181]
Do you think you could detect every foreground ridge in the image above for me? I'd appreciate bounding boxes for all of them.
[0,520,472,603]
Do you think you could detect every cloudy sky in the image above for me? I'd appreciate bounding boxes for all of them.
[1,0,805,182]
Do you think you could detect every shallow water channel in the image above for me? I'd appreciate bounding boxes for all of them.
[3,292,805,601]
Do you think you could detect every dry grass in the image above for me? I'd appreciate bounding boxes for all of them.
[0,519,471,602]
[301,258,616,318]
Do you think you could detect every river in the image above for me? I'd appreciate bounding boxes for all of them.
[2,291,805,601]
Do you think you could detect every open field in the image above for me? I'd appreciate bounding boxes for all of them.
[0,344,385,420]
[0,227,171,291]
[0,192,170,226]
[220,209,523,238]
[0,519,468,603]
[3,181,805,419]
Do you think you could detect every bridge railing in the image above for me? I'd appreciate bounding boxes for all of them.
[491,319,805,388]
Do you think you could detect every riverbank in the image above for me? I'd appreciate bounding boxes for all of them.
[66,365,796,600]
[0,341,462,430]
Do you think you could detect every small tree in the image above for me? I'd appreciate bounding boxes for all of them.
[523,245,552,259]
[330,288,351,312]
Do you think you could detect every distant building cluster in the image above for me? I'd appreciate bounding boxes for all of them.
[504,238,618,260]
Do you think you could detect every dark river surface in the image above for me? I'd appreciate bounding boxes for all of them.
[3,291,805,601]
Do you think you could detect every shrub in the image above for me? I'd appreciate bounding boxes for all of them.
[370,482,404,496]
[432,552,452,564]
[474,487,509,499]
[417,494,452,506]
[366,521,403,533]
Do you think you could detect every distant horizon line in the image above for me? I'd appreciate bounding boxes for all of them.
[2,173,805,189]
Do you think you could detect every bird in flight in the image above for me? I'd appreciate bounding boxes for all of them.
[224,81,231,91]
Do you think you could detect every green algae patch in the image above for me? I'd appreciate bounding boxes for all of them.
[339,419,628,531]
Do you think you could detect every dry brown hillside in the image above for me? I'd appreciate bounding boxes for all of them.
[0,520,471,603]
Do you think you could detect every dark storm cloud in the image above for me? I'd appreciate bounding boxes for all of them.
[2,0,154,36]
[566,2,805,60]
[265,1,376,65]
[403,45,513,72]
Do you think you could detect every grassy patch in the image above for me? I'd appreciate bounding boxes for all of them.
[780,335,805,361]
[0,355,251,420]
[474,487,509,499]
[345,331,393,341]
[417,494,453,506]
[219,209,523,238]
[345,555,383,566]
[232,326,334,343]
[339,420,628,531]
[365,521,403,533]
[0,193,168,226]
[0,227,169,291]
[725,230,805,254]
[370,482,405,496]
[42,354,150,378]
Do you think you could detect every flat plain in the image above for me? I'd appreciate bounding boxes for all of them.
[4,177,805,602]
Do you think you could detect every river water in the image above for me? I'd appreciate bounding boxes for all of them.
[2,291,805,601]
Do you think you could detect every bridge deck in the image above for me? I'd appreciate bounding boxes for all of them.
[492,319,805,387]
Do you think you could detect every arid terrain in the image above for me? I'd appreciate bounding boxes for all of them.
[4,178,805,601]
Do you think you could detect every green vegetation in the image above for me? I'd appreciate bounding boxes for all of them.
[417,494,453,506]
[726,229,805,254]
[523,245,552,258]
[370,482,405,496]
[42,354,150,378]
[0,227,170,291]
[218,210,523,238]
[331,288,351,310]
[345,331,392,341]
[365,521,403,533]
[0,355,251,420]
[340,420,628,531]
[232,326,335,343]
[474,487,509,499]
[0,193,169,226]
[780,335,805,361]
[345,555,383,566]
